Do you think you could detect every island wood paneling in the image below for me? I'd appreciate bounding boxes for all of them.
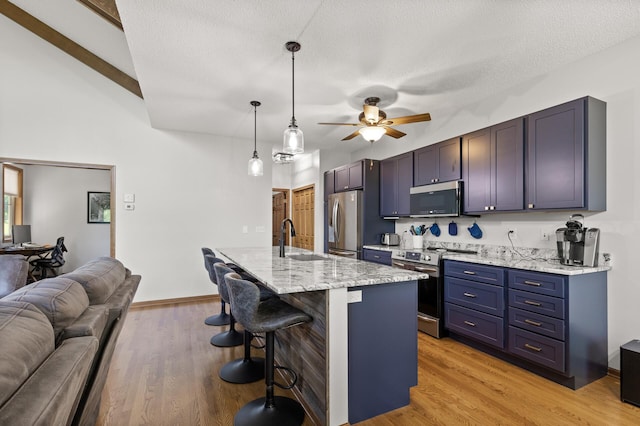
[277,290,327,426]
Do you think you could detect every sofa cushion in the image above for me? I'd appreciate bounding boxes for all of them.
[2,278,89,339]
[0,301,55,408]
[0,255,29,298]
[61,257,126,304]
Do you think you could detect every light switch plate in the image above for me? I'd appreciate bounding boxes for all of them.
[123,193,135,203]
[347,290,362,304]
[124,203,135,210]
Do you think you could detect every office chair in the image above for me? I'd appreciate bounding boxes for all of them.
[30,237,68,280]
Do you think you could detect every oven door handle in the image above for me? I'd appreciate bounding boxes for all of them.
[414,266,437,274]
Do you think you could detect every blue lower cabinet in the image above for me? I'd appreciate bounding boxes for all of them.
[445,303,504,349]
[444,260,608,390]
[348,281,417,424]
[508,326,566,373]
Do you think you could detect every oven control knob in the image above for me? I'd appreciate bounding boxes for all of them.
[424,255,430,262]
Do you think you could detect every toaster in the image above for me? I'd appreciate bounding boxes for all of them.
[381,233,400,246]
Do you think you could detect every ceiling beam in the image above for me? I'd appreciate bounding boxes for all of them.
[77,0,122,30]
[0,0,142,98]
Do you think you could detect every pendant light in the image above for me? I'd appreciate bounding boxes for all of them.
[283,41,304,154]
[248,100,264,177]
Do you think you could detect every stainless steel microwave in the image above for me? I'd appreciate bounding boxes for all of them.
[410,180,462,218]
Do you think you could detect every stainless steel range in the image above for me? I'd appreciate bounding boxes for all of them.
[391,247,477,338]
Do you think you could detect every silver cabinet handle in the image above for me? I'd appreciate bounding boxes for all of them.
[484,206,489,211]
[524,300,542,307]
[528,203,534,209]
[524,319,542,327]
[525,343,542,352]
[463,292,477,298]
[524,280,542,287]
[463,270,476,275]
[464,320,476,327]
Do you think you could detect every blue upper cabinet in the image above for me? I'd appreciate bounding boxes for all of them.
[526,97,606,211]
[413,137,461,186]
[380,152,414,217]
[462,118,524,214]
[335,161,363,192]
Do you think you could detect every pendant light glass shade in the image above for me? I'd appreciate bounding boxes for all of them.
[283,41,303,154]
[359,126,386,143]
[248,101,264,177]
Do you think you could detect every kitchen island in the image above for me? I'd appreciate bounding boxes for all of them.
[217,246,428,426]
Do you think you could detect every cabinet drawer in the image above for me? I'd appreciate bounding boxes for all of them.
[444,261,505,286]
[508,326,566,373]
[362,249,392,266]
[509,289,565,319]
[508,270,565,298]
[445,303,504,349]
[509,307,565,341]
[445,277,504,317]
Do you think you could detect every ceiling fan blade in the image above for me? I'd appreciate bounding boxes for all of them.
[386,113,432,125]
[318,122,361,126]
[384,127,407,139]
[341,129,362,141]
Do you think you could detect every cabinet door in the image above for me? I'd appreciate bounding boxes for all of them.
[437,137,462,183]
[335,165,350,191]
[348,162,363,189]
[396,153,413,215]
[527,99,585,210]
[413,145,438,186]
[492,118,524,211]
[462,127,492,213]
[380,158,398,216]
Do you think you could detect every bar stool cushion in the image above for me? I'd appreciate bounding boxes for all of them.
[225,273,310,333]
[213,262,276,303]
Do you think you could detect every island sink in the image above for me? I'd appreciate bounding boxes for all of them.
[286,254,328,261]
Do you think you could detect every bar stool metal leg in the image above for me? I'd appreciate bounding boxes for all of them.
[234,331,305,426]
[210,313,244,347]
[204,300,230,326]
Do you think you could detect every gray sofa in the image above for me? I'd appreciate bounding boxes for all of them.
[0,256,141,426]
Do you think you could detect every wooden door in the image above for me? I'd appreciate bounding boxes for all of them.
[291,185,315,250]
[272,190,288,246]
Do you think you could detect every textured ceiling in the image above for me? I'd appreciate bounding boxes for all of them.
[12,1,640,155]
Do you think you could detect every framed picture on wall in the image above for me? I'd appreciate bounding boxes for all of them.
[88,192,111,224]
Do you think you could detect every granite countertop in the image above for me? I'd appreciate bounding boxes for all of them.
[363,244,611,276]
[217,246,429,294]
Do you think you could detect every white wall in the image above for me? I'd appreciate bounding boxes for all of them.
[1,15,273,302]
[22,165,111,272]
[350,35,640,367]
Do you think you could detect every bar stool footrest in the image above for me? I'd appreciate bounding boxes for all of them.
[274,365,298,390]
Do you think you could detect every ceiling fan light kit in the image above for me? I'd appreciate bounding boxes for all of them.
[283,41,304,155]
[359,126,386,143]
[248,100,264,177]
[273,152,295,164]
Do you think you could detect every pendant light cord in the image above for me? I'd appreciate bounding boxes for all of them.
[291,48,296,124]
[254,103,257,153]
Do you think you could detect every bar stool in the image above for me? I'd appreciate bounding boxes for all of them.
[213,263,270,384]
[225,272,312,426]
[207,256,245,347]
[202,248,230,326]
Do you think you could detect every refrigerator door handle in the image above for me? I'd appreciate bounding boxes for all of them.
[334,200,341,243]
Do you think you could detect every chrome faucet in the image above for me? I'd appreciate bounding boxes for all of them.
[279,218,296,257]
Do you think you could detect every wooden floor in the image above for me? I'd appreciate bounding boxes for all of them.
[98,300,640,425]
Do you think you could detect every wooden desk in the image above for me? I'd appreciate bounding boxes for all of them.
[0,246,53,257]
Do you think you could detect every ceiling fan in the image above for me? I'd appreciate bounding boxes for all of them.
[318,97,431,143]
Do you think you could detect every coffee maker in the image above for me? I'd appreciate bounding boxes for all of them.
[556,214,600,267]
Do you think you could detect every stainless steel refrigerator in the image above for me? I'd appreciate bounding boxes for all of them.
[327,190,362,258]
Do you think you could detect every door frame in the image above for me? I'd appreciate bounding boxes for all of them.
[272,188,290,246]
[0,157,116,257]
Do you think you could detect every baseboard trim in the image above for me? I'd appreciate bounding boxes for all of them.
[609,367,621,379]
[131,294,219,309]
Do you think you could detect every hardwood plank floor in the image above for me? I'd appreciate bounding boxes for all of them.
[99,300,640,425]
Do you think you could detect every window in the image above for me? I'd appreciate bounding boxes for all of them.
[2,164,23,242]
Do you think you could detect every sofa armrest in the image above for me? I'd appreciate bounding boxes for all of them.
[60,305,109,343]
[0,336,99,426]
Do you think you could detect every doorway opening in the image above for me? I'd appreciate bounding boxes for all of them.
[272,188,289,246]
[291,184,315,251]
